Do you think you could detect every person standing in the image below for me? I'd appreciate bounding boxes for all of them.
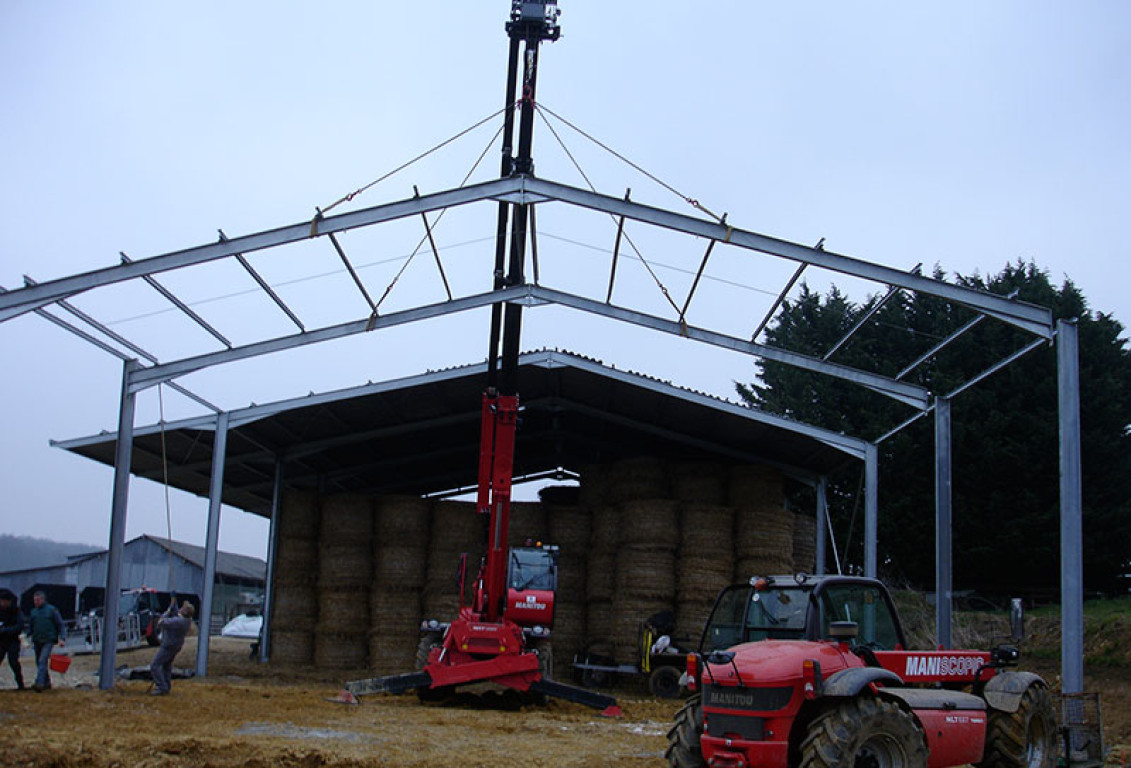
[149,598,194,695]
[0,589,26,690]
[27,590,65,692]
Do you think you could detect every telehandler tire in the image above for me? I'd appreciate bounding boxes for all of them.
[415,630,442,670]
[976,684,1057,768]
[799,697,928,768]
[664,692,705,768]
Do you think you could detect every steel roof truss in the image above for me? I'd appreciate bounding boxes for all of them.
[119,253,232,349]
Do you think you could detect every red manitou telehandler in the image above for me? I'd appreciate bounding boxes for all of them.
[666,574,1057,768]
[343,0,621,717]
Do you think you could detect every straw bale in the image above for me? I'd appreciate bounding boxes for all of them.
[318,542,372,589]
[589,506,621,553]
[611,596,674,661]
[271,584,318,628]
[676,556,734,603]
[546,504,591,551]
[318,586,369,634]
[671,462,728,504]
[678,503,735,553]
[368,589,422,628]
[319,493,374,546]
[374,545,428,589]
[367,628,417,674]
[555,552,587,598]
[586,550,617,601]
[278,489,320,541]
[615,546,676,600]
[607,457,669,504]
[430,501,486,550]
[314,630,368,669]
[735,554,794,582]
[619,499,680,550]
[374,494,431,545]
[507,502,547,548]
[586,600,613,647]
[792,510,818,573]
[273,537,318,585]
[270,628,314,665]
[675,600,716,639]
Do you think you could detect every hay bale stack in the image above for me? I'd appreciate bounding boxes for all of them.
[373,495,429,590]
[546,502,590,598]
[586,505,619,603]
[578,464,611,506]
[507,502,547,548]
[612,547,677,661]
[423,501,484,620]
[730,465,793,580]
[727,464,784,507]
[314,630,368,670]
[586,599,613,653]
[278,489,320,541]
[675,600,715,642]
[619,499,680,550]
[368,590,422,674]
[677,503,735,609]
[792,510,818,574]
[550,599,587,678]
[607,457,669,504]
[317,587,368,634]
[270,490,320,665]
[318,494,374,591]
[319,493,375,546]
[671,462,728,504]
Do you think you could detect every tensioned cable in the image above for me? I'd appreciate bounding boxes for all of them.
[535,102,726,224]
[157,383,176,592]
[535,105,681,316]
[318,106,510,217]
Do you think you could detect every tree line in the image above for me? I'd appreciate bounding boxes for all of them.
[737,262,1131,596]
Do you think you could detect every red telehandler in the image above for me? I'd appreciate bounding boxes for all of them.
[343,0,621,717]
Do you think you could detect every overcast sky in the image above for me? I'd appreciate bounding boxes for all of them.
[2,2,1128,561]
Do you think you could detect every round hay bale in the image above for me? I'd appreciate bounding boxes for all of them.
[318,587,369,633]
[611,596,674,661]
[271,584,318,628]
[679,504,735,552]
[318,542,372,588]
[586,600,613,646]
[271,628,314,665]
[369,589,422,627]
[374,545,428,589]
[671,462,728,504]
[546,504,591,551]
[675,600,715,639]
[507,502,547,548]
[279,489,319,541]
[539,485,581,506]
[421,589,458,622]
[607,457,669,504]
[274,537,318,585]
[367,628,417,674]
[319,494,374,546]
[314,630,368,669]
[374,495,431,544]
[430,501,486,550]
[615,547,676,600]
[551,600,587,679]
[556,553,587,597]
[677,556,734,603]
[792,511,818,573]
[734,554,793,582]
[728,465,785,507]
[589,506,621,553]
[578,465,610,506]
[586,550,617,602]
[619,499,680,550]
[734,504,794,555]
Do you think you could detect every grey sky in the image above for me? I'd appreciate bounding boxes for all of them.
[2,3,1128,560]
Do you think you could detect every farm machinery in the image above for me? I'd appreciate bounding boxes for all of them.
[666,573,1058,768]
[343,0,620,716]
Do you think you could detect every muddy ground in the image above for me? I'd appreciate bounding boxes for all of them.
[1,632,1128,766]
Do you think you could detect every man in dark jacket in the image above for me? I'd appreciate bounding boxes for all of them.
[0,589,25,690]
[150,598,194,695]
[27,590,66,691]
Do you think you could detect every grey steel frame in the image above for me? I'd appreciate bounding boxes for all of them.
[0,172,1080,690]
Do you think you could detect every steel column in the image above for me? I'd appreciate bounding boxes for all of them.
[98,359,139,690]
[259,458,283,663]
[1057,319,1084,693]
[195,411,230,677]
[935,396,953,649]
[864,443,879,578]
[815,476,828,576]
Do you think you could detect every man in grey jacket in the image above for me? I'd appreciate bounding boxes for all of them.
[149,599,194,695]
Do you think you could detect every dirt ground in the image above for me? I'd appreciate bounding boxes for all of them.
[1,634,1128,767]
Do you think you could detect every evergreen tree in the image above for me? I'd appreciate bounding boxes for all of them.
[739,262,1131,594]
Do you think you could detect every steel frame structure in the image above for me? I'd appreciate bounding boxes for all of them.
[0,38,1083,695]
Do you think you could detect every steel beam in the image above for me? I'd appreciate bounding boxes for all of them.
[824,280,906,360]
[897,314,986,380]
[98,359,139,690]
[195,411,230,678]
[0,177,526,317]
[532,285,930,409]
[864,443,879,578]
[935,396,953,649]
[519,178,1055,338]
[260,458,283,663]
[120,253,232,348]
[1057,320,1084,694]
[815,476,828,576]
[751,263,806,342]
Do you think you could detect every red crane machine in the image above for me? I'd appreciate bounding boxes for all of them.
[344,1,621,717]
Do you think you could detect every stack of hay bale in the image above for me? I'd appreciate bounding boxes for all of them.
[608,458,677,664]
[423,501,485,621]
[314,494,373,669]
[730,465,793,581]
[541,485,589,678]
[582,465,617,659]
[369,495,430,674]
[792,509,818,574]
[675,502,735,639]
[270,489,320,665]
[507,501,548,548]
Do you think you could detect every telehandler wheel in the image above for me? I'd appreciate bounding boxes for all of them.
[528,637,553,680]
[799,697,928,768]
[649,665,682,699]
[664,692,705,768]
[976,685,1057,768]
[415,630,443,670]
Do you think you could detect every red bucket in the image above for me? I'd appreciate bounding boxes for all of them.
[48,654,71,673]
